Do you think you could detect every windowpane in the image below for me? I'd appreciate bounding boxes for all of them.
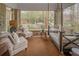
[21,11,45,30]
[63,3,79,34]
[6,7,12,31]
[21,11,54,31]
[49,11,54,27]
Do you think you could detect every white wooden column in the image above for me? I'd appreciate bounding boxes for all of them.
[16,10,21,29]
[44,11,49,29]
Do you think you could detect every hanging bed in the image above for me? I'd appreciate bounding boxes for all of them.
[48,26,61,51]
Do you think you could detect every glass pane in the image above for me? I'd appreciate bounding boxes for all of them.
[49,11,54,28]
[74,4,79,32]
[21,11,44,30]
[21,11,54,31]
[6,7,12,32]
[63,5,74,34]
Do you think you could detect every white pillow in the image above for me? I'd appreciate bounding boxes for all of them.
[12,32,20,44]
[8,33,16,44]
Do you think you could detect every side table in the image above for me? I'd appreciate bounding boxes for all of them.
[40,29,47,40]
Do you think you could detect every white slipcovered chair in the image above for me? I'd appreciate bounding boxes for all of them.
[18,24,33,38]
[0,32,28,56]
[23,28,33,38]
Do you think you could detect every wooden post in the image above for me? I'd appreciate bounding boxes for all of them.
[56,3,63,52]
[16,10,21,29]
[11,9,21,30]
[59,3,63,53]
[70,6,74,34]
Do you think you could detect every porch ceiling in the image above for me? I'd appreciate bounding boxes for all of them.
[5,3,74,11]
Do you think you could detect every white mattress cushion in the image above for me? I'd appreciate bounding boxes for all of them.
[49,32,60,47]
[72,48,79,55]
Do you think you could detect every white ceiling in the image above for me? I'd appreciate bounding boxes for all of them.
[5,3,75,11]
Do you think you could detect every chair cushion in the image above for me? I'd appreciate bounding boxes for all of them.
[8,33,16,44]
[12,32,20,44]
[13,37,28,50]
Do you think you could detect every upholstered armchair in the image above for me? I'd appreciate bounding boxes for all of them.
[23,28,33,38]
[8,32,28,56]
[0,32,28,56]
[18,24,33,38]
